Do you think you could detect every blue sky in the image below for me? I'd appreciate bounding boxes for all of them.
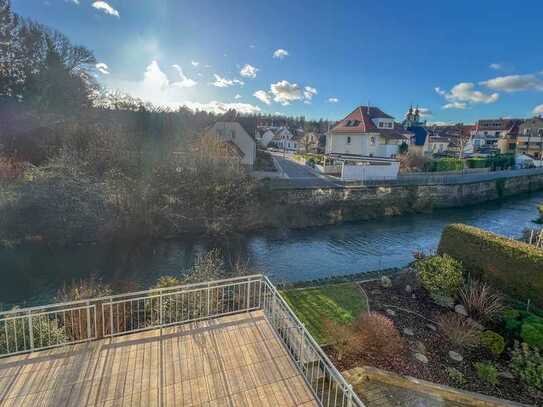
[12,0,543,123]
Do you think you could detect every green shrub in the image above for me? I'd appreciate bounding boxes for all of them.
[414,254,463,298]
[474,362,499,385]
[426,158,464,172]
[445,367,467,385]
[458,279,504,323]
[510,342,543,391]
[466,158,489,169]
[480,331,505,356]
[521,321,543,349]
[438,224,543,308]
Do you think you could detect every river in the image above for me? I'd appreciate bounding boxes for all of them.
[1,191,542,308]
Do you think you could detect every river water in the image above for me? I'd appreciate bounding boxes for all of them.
[1,191,542,308]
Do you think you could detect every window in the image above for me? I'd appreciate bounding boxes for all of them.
[370,136,376,145]
[495,131,500,136]
[387,122,392,128]
[347,136,351,144]
[378,122,383,128]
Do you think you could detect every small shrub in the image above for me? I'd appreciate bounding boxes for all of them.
[521,321,543,349]
[510,342,543,391]
[353,312,405,355]
[153,276,181,289]
[474,362,499,385]
[55,275,112,302]
[445,367,467,385]
[323,319,356,361]
[480,331,505,356]
[437,313,480,349]
[414,254,463,298]
[458,279,504,323]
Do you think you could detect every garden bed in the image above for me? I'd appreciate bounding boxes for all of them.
[325,272,541,405]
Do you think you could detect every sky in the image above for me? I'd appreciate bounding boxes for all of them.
[11,0,543,123]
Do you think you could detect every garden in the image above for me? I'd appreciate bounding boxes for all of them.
[283,228,543,405]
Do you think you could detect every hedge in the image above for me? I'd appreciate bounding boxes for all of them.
[438,224,543,308]
[425,158,464,172]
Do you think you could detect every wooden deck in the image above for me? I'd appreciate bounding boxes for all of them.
[0,311,318,406]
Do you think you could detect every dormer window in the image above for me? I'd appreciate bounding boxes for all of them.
[378,122,384,128]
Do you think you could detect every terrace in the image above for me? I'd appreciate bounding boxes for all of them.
[0,275,364,407]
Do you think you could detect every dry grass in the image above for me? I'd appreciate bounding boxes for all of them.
[458,279,504,323]
[437,313,480,349]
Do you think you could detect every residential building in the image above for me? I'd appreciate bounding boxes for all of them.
[326,105,406,159]
[255,128,274,147]
[205,121,256,167]
[403,107,451,156]
[515,117,543,159]
[270,127,298,151]
[473,119,522,154]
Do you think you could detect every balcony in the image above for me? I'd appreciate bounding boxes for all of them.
[0,275,363,407]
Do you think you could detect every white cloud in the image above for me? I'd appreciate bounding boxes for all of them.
[480,74,543,92]
[418,107,432,117]
[204,64,212,69]
[249,44,256,49]
[533,104,543,115]
[435,83,499,107]
[210,74,244,88]
[303,86,317,101]
[182,101,261,115]
[270,80,302,105]
[191,61,199,67]
[67,0,79,4]
[234,94,242,100]
[240,64,258,78]
[105,60,258,114]
[253,90,272,105]
[95,62,110,75]
[328,97,339,103]
[443,102,467,109]
[171,65,198,88]
[92,1,119,17]
[489,63,502,70]
[273,49,289,59]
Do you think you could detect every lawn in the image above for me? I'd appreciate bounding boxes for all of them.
[281,283,368,344]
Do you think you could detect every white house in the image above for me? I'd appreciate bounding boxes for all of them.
[205,122,256,167]
[326,106,405,158]
[255,128,275,148]
[271,127,298,151]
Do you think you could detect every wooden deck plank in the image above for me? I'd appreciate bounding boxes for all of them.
[0,311,317,406]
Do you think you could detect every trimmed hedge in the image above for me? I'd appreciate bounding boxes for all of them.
[425,158,464,172]
[438,224,543,308]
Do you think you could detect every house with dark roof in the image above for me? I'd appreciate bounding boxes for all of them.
[326,106,407,159]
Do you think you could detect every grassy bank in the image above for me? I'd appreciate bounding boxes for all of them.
[281,282,368,343]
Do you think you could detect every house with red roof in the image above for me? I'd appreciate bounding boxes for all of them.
[325,106,407,159]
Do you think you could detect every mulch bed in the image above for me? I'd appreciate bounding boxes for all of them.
[326,271,542,406]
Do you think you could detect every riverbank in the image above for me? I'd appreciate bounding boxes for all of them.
[255,170,543,230]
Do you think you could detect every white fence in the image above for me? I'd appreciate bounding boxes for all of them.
[0,275,364,407]
[341,162,400,181]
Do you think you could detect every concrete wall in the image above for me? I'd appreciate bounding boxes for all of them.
[341,162,399,181]
[251,172,543,230]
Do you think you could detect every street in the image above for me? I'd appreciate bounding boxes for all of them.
[272,154,341,188]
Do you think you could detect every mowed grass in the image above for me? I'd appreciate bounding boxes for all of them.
[281,283,368,344]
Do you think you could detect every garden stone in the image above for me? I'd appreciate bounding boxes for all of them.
[381,276,392,288]
[415,341,426,354]
[411,294,417,299]
[403,327,414,336]
[448,351,463,362]
[370,289,381,295]
[499,370,514,380]
[432,294,455,308]
[425,323,437,332]
[405,285,413,294]
[385,309,396,317]
[454,304,468,316]
[414,353,428,364]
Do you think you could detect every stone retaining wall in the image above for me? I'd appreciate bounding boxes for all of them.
[250,173,543,230]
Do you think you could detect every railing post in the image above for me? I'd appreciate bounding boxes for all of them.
[207,283,211,317]
[159,290,163,326]
[299,324,304,368]
[86,301,92,340]
[109,298,114,336]
[246,278,251,311]
[348,384,353,407]
[28,311,34,351]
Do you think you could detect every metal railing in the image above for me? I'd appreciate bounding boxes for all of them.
[0,274,364,406]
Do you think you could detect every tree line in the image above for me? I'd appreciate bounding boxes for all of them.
[1,0,322,245]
